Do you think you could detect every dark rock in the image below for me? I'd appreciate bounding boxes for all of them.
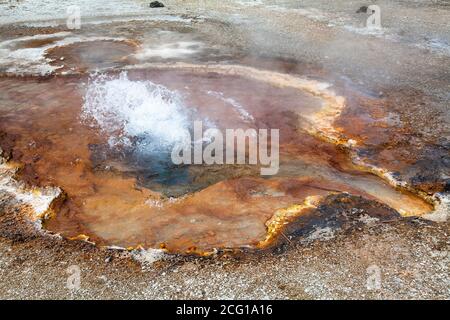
[356,6,368,13]
[149,1,164,8]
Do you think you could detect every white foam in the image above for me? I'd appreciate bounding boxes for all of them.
[82,72,191,153]
[206,90,254,122]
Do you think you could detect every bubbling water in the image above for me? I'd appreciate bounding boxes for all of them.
[82,72,192,155]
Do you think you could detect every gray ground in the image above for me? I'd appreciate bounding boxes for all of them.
[0,0,449,299]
